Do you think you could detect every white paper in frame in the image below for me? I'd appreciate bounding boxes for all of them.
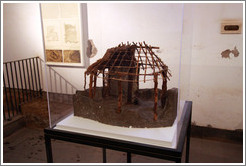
[41,3,84,67]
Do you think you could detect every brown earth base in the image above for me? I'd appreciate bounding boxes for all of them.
[21,93,73,129]
[73,87,178,128]
[21,97,49,129]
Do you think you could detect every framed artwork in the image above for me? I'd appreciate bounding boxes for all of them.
[41,3,84,67]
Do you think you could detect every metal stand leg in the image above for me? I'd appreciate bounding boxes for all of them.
[185,114,191,163]
[103,148,107,163]
[175,158,181,163]
[45,135,53,163]
[127,152,131,163]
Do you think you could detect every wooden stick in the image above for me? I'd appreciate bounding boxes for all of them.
[140,43,148,83]
[125,51,136,74]
[101,49,116,69]
[161,77,167,108]
[135,48,141,76]
[153,73,158,121]
[127,72,133,104]
[140,43,154,70]
[144,42,165,80]
[136,67,140,90]
[162,78,167,94]
[109,48,121,72]
[107,72,111,96]
[113,49,128,73]
[84,72,87,90]
[133,42,145,70]
[139,42,154,83]
[89,74,93,98]
[148,47,171,80]
[136,46,159,49]
[118,80,122,113]
[93,73,97,97]
[102,70,105,97]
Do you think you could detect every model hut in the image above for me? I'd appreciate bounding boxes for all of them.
[84,42,171,120]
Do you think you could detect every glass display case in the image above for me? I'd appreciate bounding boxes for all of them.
[41,3,192,150]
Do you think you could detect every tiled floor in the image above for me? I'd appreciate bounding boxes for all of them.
[3,127,243,163]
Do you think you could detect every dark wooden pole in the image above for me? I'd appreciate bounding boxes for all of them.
[102,70,106,97]
[127,74,133,104]
[153,73,158,120]
[118,80,122,113]
[107,73,111,96]
[89,74,93,98]
[161,77,167,108]
[93,74,97,97]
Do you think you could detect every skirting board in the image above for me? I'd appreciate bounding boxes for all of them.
[191,125,243,143]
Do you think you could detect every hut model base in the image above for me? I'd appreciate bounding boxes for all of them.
[73,87,177,128]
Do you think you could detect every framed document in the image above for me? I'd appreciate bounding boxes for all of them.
[41,3,84,67]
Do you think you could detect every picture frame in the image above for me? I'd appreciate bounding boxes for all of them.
[41,3,84,67]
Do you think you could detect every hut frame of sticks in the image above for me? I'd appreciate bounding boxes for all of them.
[84,42,171,120]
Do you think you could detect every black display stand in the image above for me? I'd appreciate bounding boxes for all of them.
[44,101,192,163]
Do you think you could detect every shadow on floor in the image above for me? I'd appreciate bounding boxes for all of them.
[3,127,243,163]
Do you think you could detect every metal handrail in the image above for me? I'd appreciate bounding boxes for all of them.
[3,56,78,121]
[3,57,42,120]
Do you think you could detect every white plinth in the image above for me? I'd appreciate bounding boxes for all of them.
[55,115,178,148]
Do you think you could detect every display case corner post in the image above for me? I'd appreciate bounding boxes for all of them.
[103,148,107,163]
[127,152,132,163]
[44,132,53,163]
[175,158,182,163]
[185,100,192,163]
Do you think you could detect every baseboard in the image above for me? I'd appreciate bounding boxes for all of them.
[191,125,243,143]
[3,115,26,138]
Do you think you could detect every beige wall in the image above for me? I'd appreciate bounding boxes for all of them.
[2,3,244,130]
[87,3,184,90]
[185,3,243,130]
[3,3,44,61]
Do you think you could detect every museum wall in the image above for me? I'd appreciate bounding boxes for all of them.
[3,3,85,92]
[3,3,44,62]
[185,3,243,130]
[87,3,183,90]
[3,3,243,130]
[3,3,44,91]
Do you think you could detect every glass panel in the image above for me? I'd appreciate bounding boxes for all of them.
[177,3,193,143]
[44,3,190,149]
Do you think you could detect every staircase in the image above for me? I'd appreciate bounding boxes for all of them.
[3,57,77,131]
[3,57,42,121]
